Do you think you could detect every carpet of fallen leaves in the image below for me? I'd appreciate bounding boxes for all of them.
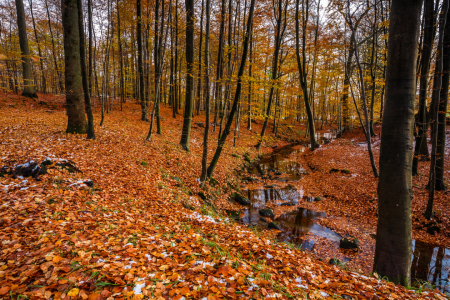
[0,92,447,300]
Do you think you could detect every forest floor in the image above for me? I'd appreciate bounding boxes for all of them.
[0,92,448,300]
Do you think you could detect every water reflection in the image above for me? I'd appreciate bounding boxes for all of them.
[250,147,306,181]
[411,240,450,294]
[275,208,342,250]
[242,186,301,226]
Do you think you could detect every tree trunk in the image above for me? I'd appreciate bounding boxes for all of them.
[412,0,437,175]
[425,0,449,219]
[373,0,423,286]
[295,0,318,149]
[180,0,195,151]
[436,4,450,191]
[77,0,95,139]
[62,0,87,134]
[45,0,63,93]
[29,0,46,94]
[15,0,37,98]
[200,0,211,182]
[117,0,125,110]
[207,0,255,178]
[137,0,148,121]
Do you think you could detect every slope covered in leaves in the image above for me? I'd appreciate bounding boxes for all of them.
[0,93,447,300]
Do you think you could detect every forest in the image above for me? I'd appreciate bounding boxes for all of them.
[0,0,449,298]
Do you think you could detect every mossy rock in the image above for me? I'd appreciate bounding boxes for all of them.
[329,258,341,265]
[314,196,322,202]
[268,222,280,230]
[231,154,240,158]
[260,217,268,223]
[341,169,351,174]
[329,168,340,173]
[259,208,274,218]
[243,153,252,163]
[281,201,297,207]
[339,236,359,249]
[232,193,251,205]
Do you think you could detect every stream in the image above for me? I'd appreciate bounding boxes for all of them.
[239,131,450,294]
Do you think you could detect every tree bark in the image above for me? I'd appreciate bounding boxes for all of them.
[425,0,449,219]
[62,0,87,134]
[28,0,46,94]
[200,0,211,182]
[413,0,437,175]
[180,0,195,151]
[137,0,148,121]
[373,0,423,286]
[15,0,37,98]
[77,0,95,139]
[436,3,450,191]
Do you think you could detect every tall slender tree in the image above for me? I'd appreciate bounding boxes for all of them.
[180,0,195,151]
[207,0,255,178]
[137,0,148,121]
[373,0,424,286]
[200,0,211,182]
[77,0,95,139]
[15,0,37,98]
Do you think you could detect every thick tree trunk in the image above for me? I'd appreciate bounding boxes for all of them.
[180,0,195,151]
[62,0,87,134]
[373,0,423,286]
[15,0,37,98]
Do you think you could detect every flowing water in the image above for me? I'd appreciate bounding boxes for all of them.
[239,131,450,294]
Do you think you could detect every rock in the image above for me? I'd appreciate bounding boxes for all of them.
[232,193,251,205]
[271,145,278,149]
[318,258,324,262]
[280,201,297,206]
[268,222,280,230]
[231,154,239,158]
[329,168,340,173]
[340,236,359,250]
[260,217,268,223]
[84,180,94,187]
[314,196,322,202]
[172,176,183,183]
[329,258,341,265]
[341,169,351,174]
[274,171,283,176]
[243,154,252,163]
[259,208,274,218]
[13,160,46,178]
[340,294,353,300]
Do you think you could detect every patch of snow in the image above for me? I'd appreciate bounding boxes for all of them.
[188,212,217,224]
[145,254,151,262]
[123,243,133,247]
[97,259,105,263]
[133,280,146,295]
[265,253,273,259]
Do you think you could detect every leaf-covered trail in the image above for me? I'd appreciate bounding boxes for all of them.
[0,93,446,299]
